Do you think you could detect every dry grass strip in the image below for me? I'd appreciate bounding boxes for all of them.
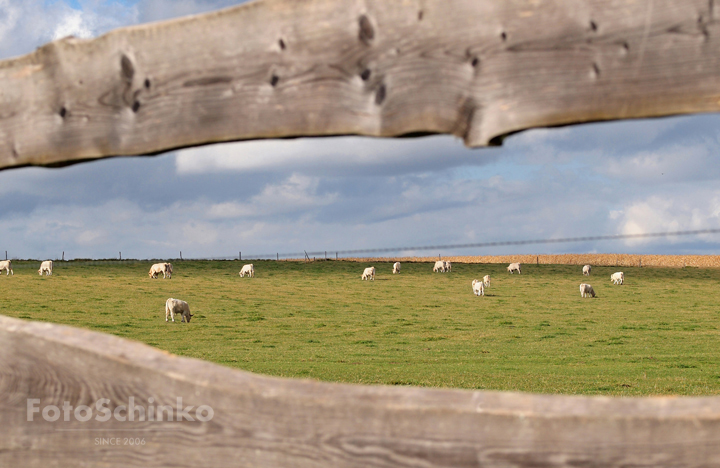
[339,254,720,268]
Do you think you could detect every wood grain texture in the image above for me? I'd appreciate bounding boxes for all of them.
[1,0,720,170]
[2,314,720,467]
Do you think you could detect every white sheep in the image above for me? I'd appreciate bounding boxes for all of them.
[507,263,521,274]
[471,279,485,296]
[362,266,375,281]
[0,260,13,276]
[433,260,445,273]
[483,275,491,287]
[148,262,170,279]
[611,271,624,285]
[393,262,401,274]
[582,265,591,276]
[165,298,193,323]
[579,283,596,298]
[239,264,255,278]
[444,261,452,272]
[38,260,53,276]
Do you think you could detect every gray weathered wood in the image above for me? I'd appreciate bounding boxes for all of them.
[2,314,720,467]
[5,1,720,464]
[2,0,720,170]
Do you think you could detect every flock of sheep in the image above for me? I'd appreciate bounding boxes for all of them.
[0,259,53,276]
[0,259,256,324]
[504,262,626,299]
[153,262,256,323]
[360,260,625,299]
[0,257,626,324]
[578,266,625,298]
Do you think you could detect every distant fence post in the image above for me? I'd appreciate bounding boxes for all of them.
[62,251,65,261]
[180,251,183,260]
[336,252,338,260]
[119,251,121,260]
[277,253,279,261]
[536,256,539,265]
[239,251,241,261]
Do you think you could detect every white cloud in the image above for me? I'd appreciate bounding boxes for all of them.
[507,127,572,147]
[77,229,107,245]
[181,222,218,245]
[0,1,138,61]
[207,174,337,219]
[600,142,720,184]
[621,197,682,237]
[0,0,21,45]
[608,210,623,220]
[52,9,94,40]
[175,135,486,176]
[617,192,720,246]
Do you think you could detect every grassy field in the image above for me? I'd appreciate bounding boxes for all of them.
[2,259,720,396]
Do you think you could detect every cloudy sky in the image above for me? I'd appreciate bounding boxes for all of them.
[1,0,720,260]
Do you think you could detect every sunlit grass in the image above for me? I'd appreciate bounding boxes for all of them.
[3,259,720,396]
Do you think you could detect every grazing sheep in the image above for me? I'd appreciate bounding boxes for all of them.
[444,261,452,272]
[149,262,171,279]
[433,260,446,273]
[471,279,485,296]
[165,298,193,323]
[0,260,13,276]
[393,262,401,274]
[239,264,255,278]
[507,263,521,274]
[483,275,491,287]
[582,265,591,276]
[611,271,624,285]
[361,266,375,281]
[580,283,596,298]
[164,262,173,279]
[38,260,53,276]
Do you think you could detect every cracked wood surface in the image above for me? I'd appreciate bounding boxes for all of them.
[3,314,720,467]
[1,0,720,170]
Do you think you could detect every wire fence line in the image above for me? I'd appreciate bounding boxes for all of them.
[232,228,720,260]
[5,228,720,262]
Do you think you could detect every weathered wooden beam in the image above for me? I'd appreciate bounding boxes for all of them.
[1,0,720,170]
[2,314,720,467]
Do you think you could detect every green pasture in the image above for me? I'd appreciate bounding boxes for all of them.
[2,259,720,396]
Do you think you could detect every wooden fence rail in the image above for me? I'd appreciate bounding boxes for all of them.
[4,0,720,465]
[2,0,720,170]
[2,314,720,467]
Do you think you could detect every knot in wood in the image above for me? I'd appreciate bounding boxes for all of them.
[359,15,375,44]
[375,83,386,105]
[120,55,134,84]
